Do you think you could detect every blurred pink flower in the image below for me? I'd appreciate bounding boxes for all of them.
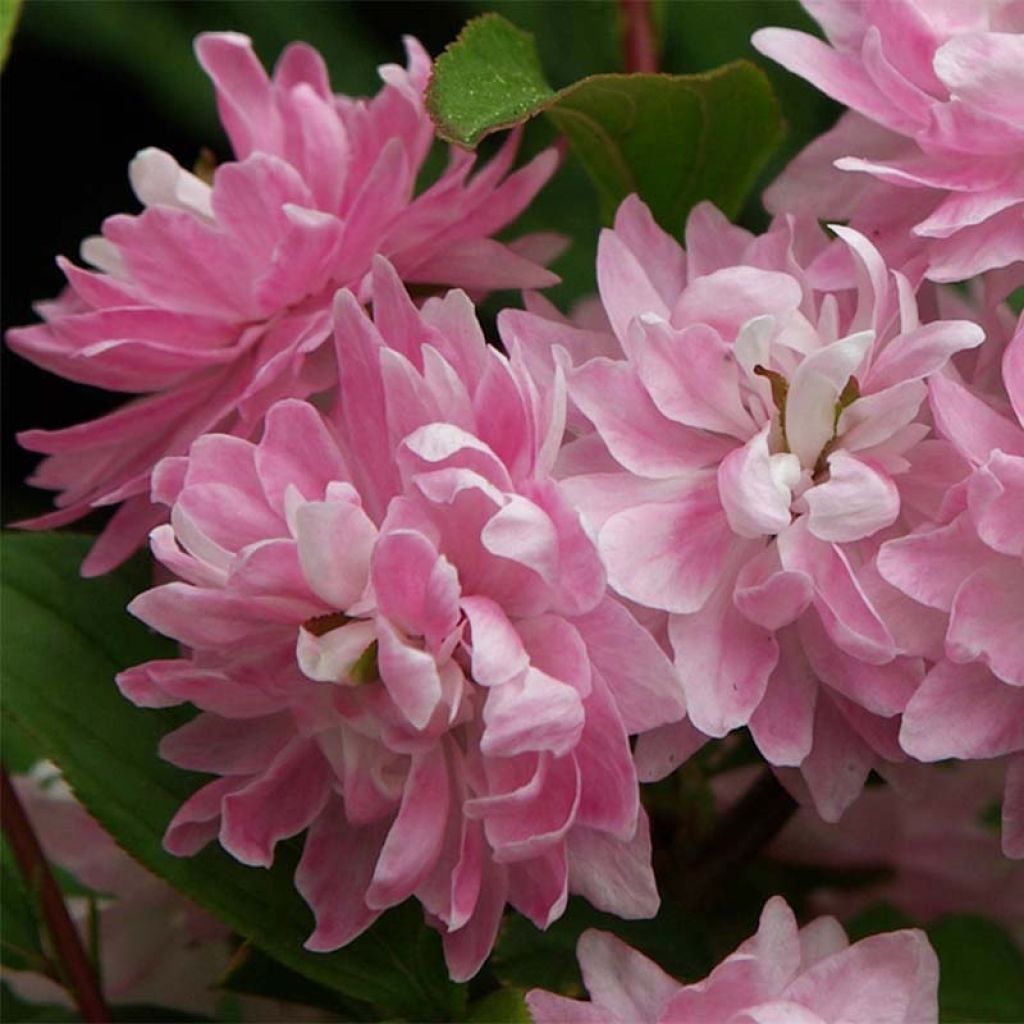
[754,1,1024,283]
[545,195,984,821]
[3,764,232,1016]
[764,760,1024,941]
[117,262,683,981]
[878,318,1024,856]
[7,31,558,577]
[526,894,939,1024]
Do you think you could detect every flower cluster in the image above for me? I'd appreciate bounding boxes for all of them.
[8,1,1024,1009]
[8,32,557,576]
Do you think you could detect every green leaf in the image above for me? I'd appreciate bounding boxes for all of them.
[0,533,464,1022]
[428,14,782,230]
[428,13,554,145]
[928,916,1024,1023]
[467,987,530,1024]
[493,897,712,994]
[219,941,368,1020]
[0,0,22,68]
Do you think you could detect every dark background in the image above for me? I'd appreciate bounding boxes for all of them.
[1,0,835,526]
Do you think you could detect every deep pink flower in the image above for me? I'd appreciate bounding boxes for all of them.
[526,894,939,1024]
[117,262,683,980]
[7,32,558,576]
[541,196,984,821]
[878,319,1024,856]
[754,2,1024,283]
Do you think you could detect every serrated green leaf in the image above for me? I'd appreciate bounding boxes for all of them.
[429,14,554,145]
[428,13,782,231]
[928,916,1024,1023]
[0,533,464,1022]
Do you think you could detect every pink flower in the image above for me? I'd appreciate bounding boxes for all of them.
[526,894,939,1024]
[549,196,984,821]
[117,262,683,981]
[753,2,1024,283]
[3,764,234,1016]
[7,31,558,577]
[878,318,1024,856]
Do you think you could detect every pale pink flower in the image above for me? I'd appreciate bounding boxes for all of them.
[553,196,984,821]
[878,318,1024,856]
[754,2,1024,283]
[7,31,558,577]
[737,762,1024,942]
[526,894,939,1024]
[117,262,683,981]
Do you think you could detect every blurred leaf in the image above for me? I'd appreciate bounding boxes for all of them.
[0,982,78,1023]
[0,533,465,1022]
[1,0,22,68]
[19,0,386,139]
[0,838,48,972]
[467,987,530,1024]
[844,902,913,943]
[927,916,1024,1023]
[492,896,712,995]
[429,14,782,232]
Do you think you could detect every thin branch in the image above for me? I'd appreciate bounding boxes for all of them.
[619,0,659,74]
[1,765,111,1022]
[682,767,798,908]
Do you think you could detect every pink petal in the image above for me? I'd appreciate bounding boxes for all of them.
[595,228,670,347]
[669,570,779,737]
[296,797,386,951]
[164,777,249,856]
[718,427,800,539]
[900,660,1024,761]
[801,695,876,823]
[294,496,377,610]
[878,514,996,611]
[805,451,900,543]
[566,810,660,920]
[967,452,1024,557]
[576,928,678,1020]
[749,628,819,767]
[626,318,754,440]
[461,595,529,687]
[786,331,874,468]
[159,712,293,774]
[372,528,460,646]
[220,738,332,866]
[633,719,708,783]
[366,746,449,909]
[599,476,735,614]
[481,667,584,759]
[778,519,896,664]
[571,596,685,734]
[947,562,1024,686]
[376,618,446,729]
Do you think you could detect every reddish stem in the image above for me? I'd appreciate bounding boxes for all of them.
[619,0,659,73]
[1,765,111,1022]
